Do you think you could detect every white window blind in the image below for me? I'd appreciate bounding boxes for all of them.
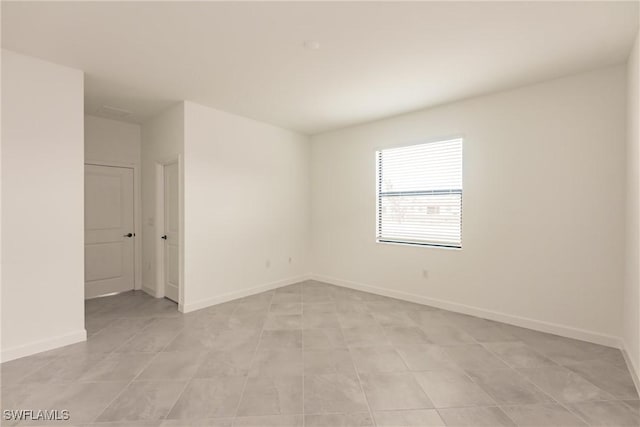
[377,138,463,248]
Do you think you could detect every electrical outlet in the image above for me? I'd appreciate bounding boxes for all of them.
[288,257,292,264]
[266,259,271,268]
[422,269,429,279]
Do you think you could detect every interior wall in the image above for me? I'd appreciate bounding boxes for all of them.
[1,50,85,362]
[141,103,185,301]
[85,115,141,165]
[624,31,640,380]
[182,101,311,312]
[311,65,627,346]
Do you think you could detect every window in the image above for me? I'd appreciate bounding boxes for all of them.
[376,138,463,248]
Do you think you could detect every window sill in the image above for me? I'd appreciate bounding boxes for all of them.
[376,239,462,250]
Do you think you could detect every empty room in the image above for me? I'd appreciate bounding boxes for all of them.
[1,1,640,426]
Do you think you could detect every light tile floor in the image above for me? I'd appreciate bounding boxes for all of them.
[2,281,639,426]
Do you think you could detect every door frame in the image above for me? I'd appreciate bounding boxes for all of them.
[84,160,142,293]
[155,155,184,311]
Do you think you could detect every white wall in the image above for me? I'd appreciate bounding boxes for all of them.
[311,66,627,346]
[141,103,184,300]
[1,50,85,362]
[85,115,141,165]
[624,32,640,381]
[182,101,310,312]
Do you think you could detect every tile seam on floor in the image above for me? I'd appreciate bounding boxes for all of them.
[9,282,638,426]
[151,361,192,422]
[346,308,439,425]
[163,298,244,422]
[341,310,378,425]
[434,405,515,426]
[232,290,275,421]
[88,325,165,424]
[478,339,562,370]
[8,354,61,385]
[555,398,629,427]
[422,309,631,421]
[17,318,141,384]
[301,293,305,427]
[463,330,613,426]
[111,315,183,353]
[303,285,377,424]
[472,340,562,407]
[480,340,625,426]
[359,284,631,425]
[417,330,505,411]
[497,403,586,427]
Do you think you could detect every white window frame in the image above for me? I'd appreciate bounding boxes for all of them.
[375,137,463,249]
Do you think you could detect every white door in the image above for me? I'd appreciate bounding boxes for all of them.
[163,162,180,303]
[85,165,135,298]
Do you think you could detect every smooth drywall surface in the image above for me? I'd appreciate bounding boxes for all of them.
[85,115,141,165]
[141,103,184,300]
[183,101,310,311]
[1,50,85,361]
[625,32,640,378]
[311,66,626,344]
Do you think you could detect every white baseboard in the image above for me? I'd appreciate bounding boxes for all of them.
[1,329,87,363]
[312,274,621,348]
[4,274,627,369]
[620,340,640,395]
[141,284,162,298]
[181,274,312,313]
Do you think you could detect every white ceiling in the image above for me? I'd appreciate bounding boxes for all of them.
[2,1,638,135]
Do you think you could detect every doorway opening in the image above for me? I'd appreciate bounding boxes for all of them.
[85,163,137,298]
[158,160,181,304]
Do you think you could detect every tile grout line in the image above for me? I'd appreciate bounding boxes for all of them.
[507,354,626,425]
[231,290,275,423]
[378,303,546,423]
[343,301,393,427]
[163,298,244,424]
[388,297,487,421]
[84,296,183,423]
[464,331,623,426]
[8,284,639,426]
[467,340,555,425]
[439,319,605,424]
[6,353,62,386]
[89,316,166,424]
[158,355,199,423]
[301,287,305,427]
[9,301,158,386]
[304,284,379,424]
[111,314,184,354]
[374,306,458,425]
[450,323,606,425]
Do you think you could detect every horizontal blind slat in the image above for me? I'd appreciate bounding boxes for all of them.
[377,138,462,247]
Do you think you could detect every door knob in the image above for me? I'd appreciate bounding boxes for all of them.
[161,235,167,240]
[124,233,134,238]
